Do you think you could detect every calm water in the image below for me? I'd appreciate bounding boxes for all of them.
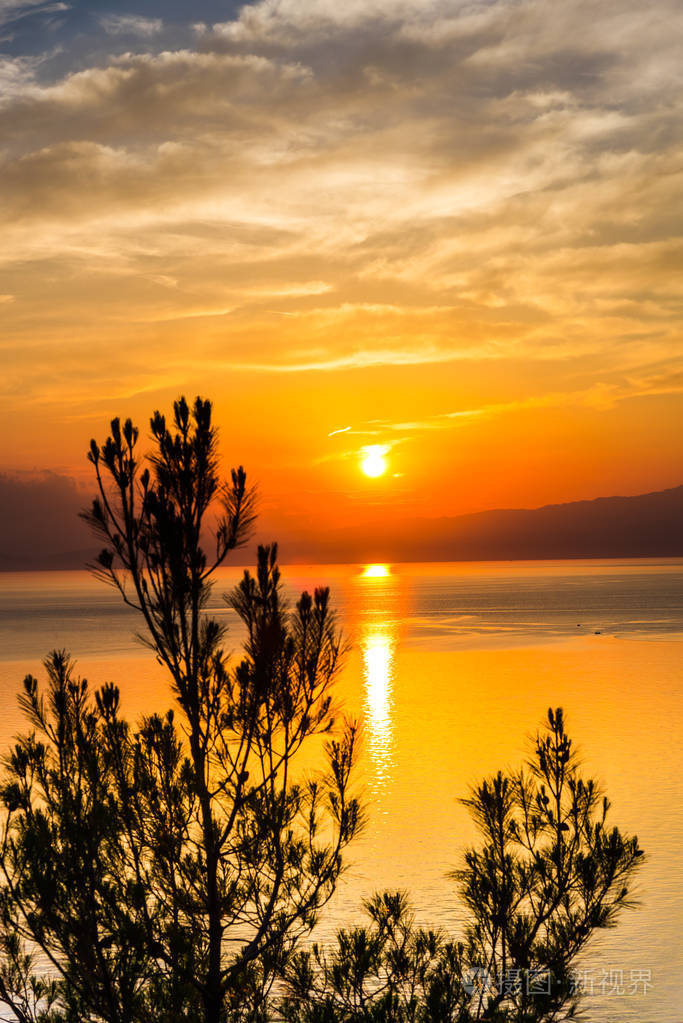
[1,559,682,1022]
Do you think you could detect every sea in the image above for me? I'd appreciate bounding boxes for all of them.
[0,559,681,1022]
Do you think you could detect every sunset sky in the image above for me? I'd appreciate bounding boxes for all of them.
[2,0,682,554]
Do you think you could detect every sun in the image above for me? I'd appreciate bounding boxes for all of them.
[361,445,388,478]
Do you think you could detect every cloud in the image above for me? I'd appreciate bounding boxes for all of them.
[329,361,683,446]
[0,51,49,96]
[0,0,680,418]
[0,471,93,568]
[0,0,68,27]
[209,0,443,45]
[98,14,163,37]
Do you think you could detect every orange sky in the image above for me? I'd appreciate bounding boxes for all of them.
[2,0,682,542]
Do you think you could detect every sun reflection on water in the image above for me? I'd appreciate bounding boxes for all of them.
[361,563,391,578]
[357,564,399,797]
[362,628,396,793]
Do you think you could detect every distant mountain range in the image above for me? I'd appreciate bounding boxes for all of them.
[1,479,682,569]
[272,485,683,564]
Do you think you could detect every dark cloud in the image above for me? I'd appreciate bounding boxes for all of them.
[0,472,95,568]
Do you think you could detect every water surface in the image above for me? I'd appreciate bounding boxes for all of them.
[0,559,681,1022]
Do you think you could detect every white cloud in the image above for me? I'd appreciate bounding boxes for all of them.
[212,0,444,43]
[0,0,68,27]
[98,13,163,37]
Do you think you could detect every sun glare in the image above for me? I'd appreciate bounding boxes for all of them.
[362,564,391,578]
[361,445,388,478]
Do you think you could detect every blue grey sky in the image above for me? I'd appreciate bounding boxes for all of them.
[1,1,243,74]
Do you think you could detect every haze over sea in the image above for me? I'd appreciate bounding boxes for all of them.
[1,559,681,1023]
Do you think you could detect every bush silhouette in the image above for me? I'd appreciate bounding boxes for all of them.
[0,397,643,1023]
[0,397,361,1023]
[279,709,643,1022]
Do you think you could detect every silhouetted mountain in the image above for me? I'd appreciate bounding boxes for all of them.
[1,476,682,569]
[269,485,683,563]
